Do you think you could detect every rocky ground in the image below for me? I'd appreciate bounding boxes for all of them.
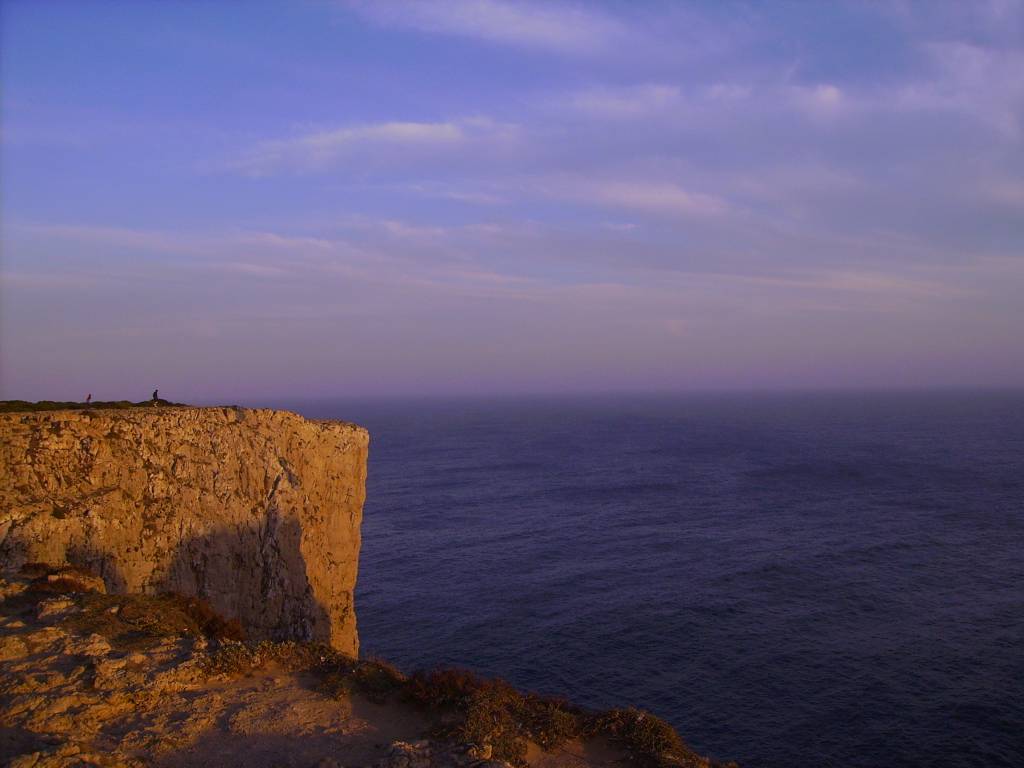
[0,568,730,768]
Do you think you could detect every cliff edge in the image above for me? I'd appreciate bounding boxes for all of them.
[0,406,368,656]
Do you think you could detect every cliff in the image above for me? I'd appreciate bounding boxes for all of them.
[0,406,368,656]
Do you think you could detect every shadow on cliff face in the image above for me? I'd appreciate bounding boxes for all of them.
[65,544,129,593]
[4,514,332,646]
[0,727,59,761]
[161,513,331,645]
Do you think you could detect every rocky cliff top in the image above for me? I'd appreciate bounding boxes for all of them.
[0,401,366,431]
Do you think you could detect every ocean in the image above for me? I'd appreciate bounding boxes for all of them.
[276,392,1024,767]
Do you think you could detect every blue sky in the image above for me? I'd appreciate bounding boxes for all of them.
[1,0,1022,400]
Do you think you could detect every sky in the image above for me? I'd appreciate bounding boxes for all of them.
[1,0,1022,401]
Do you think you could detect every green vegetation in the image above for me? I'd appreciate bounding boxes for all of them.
[66,592,245,651]
[205,639,349,677]
[0,399,186,413]
[320,655,406,703]
[405,668,578,763]
[593,708,701,767]
[399,668,728,767]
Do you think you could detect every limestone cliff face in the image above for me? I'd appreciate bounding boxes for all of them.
[0,407,368,655]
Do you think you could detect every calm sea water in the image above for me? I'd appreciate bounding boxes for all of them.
[276,392,1024,768]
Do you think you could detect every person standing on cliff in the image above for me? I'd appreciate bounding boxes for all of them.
[85,394,91,406]
[152,389,159,405]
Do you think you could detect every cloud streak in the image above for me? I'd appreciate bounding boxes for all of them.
[341,0,625,54]
[568,84,682,118]
[543,177,728,217]
[232,118,518,175]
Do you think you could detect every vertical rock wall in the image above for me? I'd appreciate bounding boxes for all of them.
[0,407,368,656]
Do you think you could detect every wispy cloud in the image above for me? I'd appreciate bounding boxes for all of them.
[545,177,728,217]
[569,84,681,118]
[401,182,506,206]
[13,224,206,255]
[896,42,1024,136]
[980,179,1024,208]
[733,269,971,300]
[235,121,461,175]
[12,223,337,257]
[232,118,517,175]
[776,43,1024,134]
[341,0,625,54]
[788,83,846,120]
[212,261,291,277]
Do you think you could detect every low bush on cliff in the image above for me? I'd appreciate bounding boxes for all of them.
[65,592,245,651]
[206,640,344,676]
[451,679,530,765]
[22,563,104,595]
[320,656,406,704]
[171,593,246,641]
[401,667,725,767]
[405,667,487,708]
[14,567,245,651]
[206,643,404,703]
[590,707,694,767]
[403,668,584,765]
[519,693,582,751]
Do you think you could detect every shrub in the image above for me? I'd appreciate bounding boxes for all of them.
[515,693,582,751]
[50,591,244,652]
[406,667,487,708]
[454,681,528,765]
[402,668,584,765]
[205,640,351,677]
[18,566,245,646]
[170,593,246,641]
[589,707,702,767]
[208,639,357,678]
[321,656,406,703]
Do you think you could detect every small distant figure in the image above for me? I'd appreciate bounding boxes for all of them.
[85,393,92,405]
[152,389,159,405]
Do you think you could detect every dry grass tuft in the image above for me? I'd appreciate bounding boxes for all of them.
[11,566,247,652]
[590,707,688,766]
[205,640,352,677]
[320,656,406,704]
[169,593,245,641]
[406,667,487,708]
[64,592,246,651]
[402,668,584,765]
[21,564,104,595]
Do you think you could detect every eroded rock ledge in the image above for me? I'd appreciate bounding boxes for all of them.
[0,406,368,655]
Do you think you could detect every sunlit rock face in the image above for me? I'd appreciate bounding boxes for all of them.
[0,406,368,656]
